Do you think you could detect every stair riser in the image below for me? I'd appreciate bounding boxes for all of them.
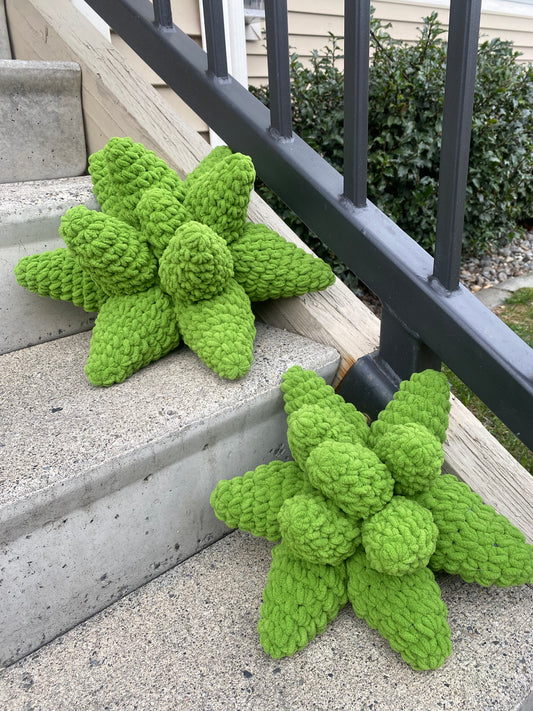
[0,177,98,355]
[0,352,338,667]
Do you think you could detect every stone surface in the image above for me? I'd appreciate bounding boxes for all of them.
[0,59,86,182]
[0,323,339,666]
[0,0,10,58]
[0,530,531,710]
[0,176,99,354]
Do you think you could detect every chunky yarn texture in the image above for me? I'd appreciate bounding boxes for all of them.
[14,138,334,386]
[211,365,533,670]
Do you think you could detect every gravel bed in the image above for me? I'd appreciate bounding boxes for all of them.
[460,231,533,292]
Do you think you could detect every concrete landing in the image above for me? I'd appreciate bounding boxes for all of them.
[1,530,531,710]
[0,176,98,354]
[0,323,339,666]
[0,59,86,182]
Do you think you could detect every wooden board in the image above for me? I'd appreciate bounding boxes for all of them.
[6,0,533,543]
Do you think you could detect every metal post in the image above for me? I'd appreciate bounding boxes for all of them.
[264,0,292,139]
[433,0,482,290]
[153,0,173,30]
[202,0,229,79]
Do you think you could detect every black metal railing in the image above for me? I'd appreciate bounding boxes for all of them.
[83,0,533,451]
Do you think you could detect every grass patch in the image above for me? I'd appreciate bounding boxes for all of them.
[443,287,533,474]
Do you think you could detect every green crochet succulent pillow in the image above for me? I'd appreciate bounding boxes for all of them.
[14,138,335,386]
[211,366,533,671]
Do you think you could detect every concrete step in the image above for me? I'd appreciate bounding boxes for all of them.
[0,176,98,355]
[0,323,339,667]
[0,59,87,183]
[0,0,10,59]
[0,530,531,710]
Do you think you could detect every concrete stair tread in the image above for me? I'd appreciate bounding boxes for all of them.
[0,322,340,666]
[0,175,98,354]
[1,529,532,711]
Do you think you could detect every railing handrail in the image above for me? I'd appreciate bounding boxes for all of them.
[82,0,533,451]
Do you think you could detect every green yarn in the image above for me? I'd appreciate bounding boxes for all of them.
[14,248,107,312]
[287,403,365,470]
[361,497,438,576]
[15,140,334,384]
[210,460,314,541]
[306,440,394,519]
[59,206,158,296]
[159,221,234,304]
[135,187,190,259]
[210,366,532,670]
[85,285,180,386]
[230,222,335,300]
[372,422,444,496]
[258,542,348,658]
[183,152,255,244]
[370,369,451,445]
[177,278,256,379]
[280,366,370,445]
[415,474,533,586]
[278,492,361,566]
[346,549,452,671]
[89,137,185,227]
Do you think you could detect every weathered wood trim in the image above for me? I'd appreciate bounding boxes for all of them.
[6,0,532,542]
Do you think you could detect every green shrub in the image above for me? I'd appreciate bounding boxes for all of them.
[250,12,533,277]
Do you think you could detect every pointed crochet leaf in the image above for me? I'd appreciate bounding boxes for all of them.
[346,549,451,671]
[177,278,256,379]
[281,366,370,438]
[184,146,233,190]
[372,423,444,496]
[85,285,180,386]
[230,222,335,301]
[306,440,394,519]
[59,205,158,296]
[89,137,185,227]
[183,153,255,244]
[278,491,361,566]
[210,460,314,541]
[258,542,348,658]
[370,369,451,445]
[135,187,190,259]
[287,403,367,470]
[14,248,107,312]
[361,497,438,576]
[414,474,533,587]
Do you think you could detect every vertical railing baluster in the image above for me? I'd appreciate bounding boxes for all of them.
[153,0,174,30]
[202,0,229,79]
[264,0,292,139]
[343,0,370,207]
[433,0,482,291]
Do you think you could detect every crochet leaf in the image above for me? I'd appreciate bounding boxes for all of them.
[159,221,234,305]
[346,549,452,671]
[361,497,438,576]
[258,542,348,658]
[135,188,190,259]
[372,422,444,496]
[281,366,370,443]
[210,461,314,541]
[287,403,367,470]
[414,474,533,586]
[278,491,361,566]
[177,278,256,379]
[370,369,451,445]
[230,223,335,301]
[85,285,180,386]
[59,206,158,296]
[89,137,185,227]
[183,153,255,244]
[14,248,107,312]
[184,146,233,190]
[306,440,394,519]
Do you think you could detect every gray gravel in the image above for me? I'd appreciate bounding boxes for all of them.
[461,232,533,292]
